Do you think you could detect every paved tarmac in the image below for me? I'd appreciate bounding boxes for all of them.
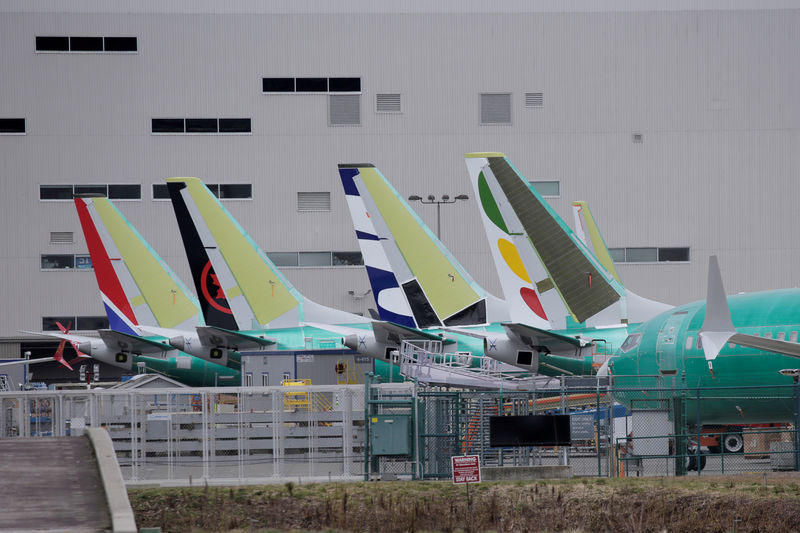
[0,437,111,532]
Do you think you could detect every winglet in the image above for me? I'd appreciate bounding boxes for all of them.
[698,255,736,372]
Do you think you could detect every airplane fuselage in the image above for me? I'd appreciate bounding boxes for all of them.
[610,289,800,424]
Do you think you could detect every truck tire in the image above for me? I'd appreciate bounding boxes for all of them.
[723,432,744,454]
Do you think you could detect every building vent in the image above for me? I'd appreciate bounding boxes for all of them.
[50,231,73,244]
[297,192,331,211]
[329,94,361,126]
[480,93,511,125]
[525,92,543,108]
[632,132,644,143]
[376,93,401,113]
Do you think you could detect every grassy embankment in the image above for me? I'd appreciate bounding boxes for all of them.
[130,474,800,533]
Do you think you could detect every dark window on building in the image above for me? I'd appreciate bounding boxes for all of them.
[75,255,92,269]
[76,316,109,330]
[103,37,137,52]
[40,185,73,200]
[206,184,220,197]
[329,77,361,92]
[152,118,184,133]
[332,251,363,266]
[609,248,625,263]
[36,36,69,51]
[186,118,218,133]
[262,77,294,92]
[43,316,76,331]
[0,118,25,133]
[658,247,690,262]
[74,184,108,196]
[108,184,141,200]
[218,118,251,133]
[41,254,75,269]
[625,247,658,262]
[267,252,299,267]
[152,184,169,199]
[299,252,332,266]
[70,36,103,51]
[218,184,252,199]
[296,77,327,92]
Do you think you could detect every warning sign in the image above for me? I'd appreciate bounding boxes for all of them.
[451,455,481,484]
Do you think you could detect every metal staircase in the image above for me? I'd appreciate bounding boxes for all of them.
[398,340,540,390]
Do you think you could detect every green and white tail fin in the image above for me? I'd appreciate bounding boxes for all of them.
[74,196,203,335]
[167,177,369,329]
[339,164,508,328]
[571,201,622,284]
[465,153,671,329]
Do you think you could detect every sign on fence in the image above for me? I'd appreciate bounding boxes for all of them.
[451,455,481,484]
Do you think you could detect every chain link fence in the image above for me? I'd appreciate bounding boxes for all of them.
[0,384,381,485]
[1,379,798,483]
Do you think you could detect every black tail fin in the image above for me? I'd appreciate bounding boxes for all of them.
[167,181,239,330]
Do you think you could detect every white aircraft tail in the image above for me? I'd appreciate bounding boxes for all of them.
[465,153,671,329]
[338,163,507,328]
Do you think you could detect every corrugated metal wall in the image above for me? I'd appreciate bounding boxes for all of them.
[1,2,798,341]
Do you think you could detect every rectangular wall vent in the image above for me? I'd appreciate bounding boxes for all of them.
[297,192,331,211]
[525,92,544,108]
[376,93,401,113]
[50,231,73,244]
[480,93,511,125]
[329,95,361,126]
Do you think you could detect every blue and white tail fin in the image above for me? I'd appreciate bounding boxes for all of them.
[339,164,508,328]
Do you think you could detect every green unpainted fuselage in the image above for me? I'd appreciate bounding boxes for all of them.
[131,353,240,387]
[610,289,800,424]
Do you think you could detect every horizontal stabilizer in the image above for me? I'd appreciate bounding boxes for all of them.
[502,323,588,352]
[97,329,172,354]
[372,321,456,345]
[195,326,275,349]
[727,333,800,360]
[0,357,57,368]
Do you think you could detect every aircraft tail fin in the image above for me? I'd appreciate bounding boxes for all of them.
[700,255,800,370]
[571,201,621,284]
[570,200,673,322]
[74,196,202,334]
[465,153,670,328]
[167,178,367,328]
[339,164,506,328]
[167,178,302,329]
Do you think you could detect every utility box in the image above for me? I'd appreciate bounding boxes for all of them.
[370,414,411,455]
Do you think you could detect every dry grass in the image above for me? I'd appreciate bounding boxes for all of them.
[129,474,800,533]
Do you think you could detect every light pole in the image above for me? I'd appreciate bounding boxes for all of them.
[407,194,469,239]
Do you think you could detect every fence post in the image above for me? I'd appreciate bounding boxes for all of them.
[695,387,702,476]
[596,384,602,476]
[672,391,687,476]
[794,376,800,471]
[363,373,372,481]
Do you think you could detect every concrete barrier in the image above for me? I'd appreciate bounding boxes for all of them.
[86,428,138,533]
[482,465,572,481]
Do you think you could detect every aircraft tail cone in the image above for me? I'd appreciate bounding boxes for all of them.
[169,336,186,351]
[343,334,359,352]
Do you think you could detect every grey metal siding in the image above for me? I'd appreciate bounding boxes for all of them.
[0,2,798,344]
